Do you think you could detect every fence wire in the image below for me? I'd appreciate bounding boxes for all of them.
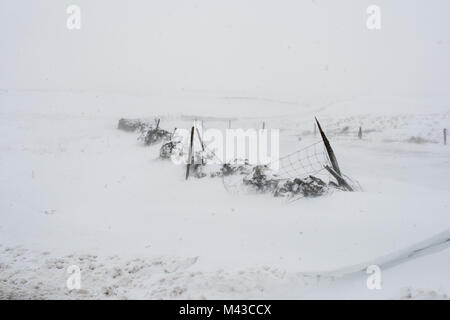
[269,141,331,181]
[222,140,334,195]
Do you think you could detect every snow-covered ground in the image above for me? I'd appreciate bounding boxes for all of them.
[1,91,450,299]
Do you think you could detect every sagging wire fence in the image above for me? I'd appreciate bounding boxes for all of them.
[118,117,360,198]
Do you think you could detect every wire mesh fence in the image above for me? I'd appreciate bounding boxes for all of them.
[222,139,335,195]
[268,141,331,181]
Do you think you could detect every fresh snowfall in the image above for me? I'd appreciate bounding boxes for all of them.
[1,1,450,299]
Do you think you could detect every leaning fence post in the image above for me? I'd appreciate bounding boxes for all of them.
[324,165,353,192]
[444,128,447,145]
[315,117,341,175]
[156,118,160,130]
[195,127,206,165]
[358,126,362,139]
[171,127,177,140]
[185,126,195,180]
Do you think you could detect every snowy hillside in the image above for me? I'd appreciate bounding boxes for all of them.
[2,0,450,300]
[1,91,449,299]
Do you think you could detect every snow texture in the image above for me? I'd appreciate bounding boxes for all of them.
[1,91,450,299]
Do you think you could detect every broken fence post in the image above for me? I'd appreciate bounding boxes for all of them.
[324,165,353,192]
[315,117,353,191]
[315,117,341,176]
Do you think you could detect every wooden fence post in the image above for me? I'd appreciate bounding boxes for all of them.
[358,126,362,139]
[171,127,177,140]
[444,128,447,145]
[315,117,341,175]
[195,127,205,165]
[185,126,195,180]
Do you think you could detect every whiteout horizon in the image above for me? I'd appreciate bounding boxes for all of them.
[171,128,280,171]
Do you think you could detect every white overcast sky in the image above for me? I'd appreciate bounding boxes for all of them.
[1,0,449,98]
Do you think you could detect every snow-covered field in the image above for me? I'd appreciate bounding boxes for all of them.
[0,91,449,299]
